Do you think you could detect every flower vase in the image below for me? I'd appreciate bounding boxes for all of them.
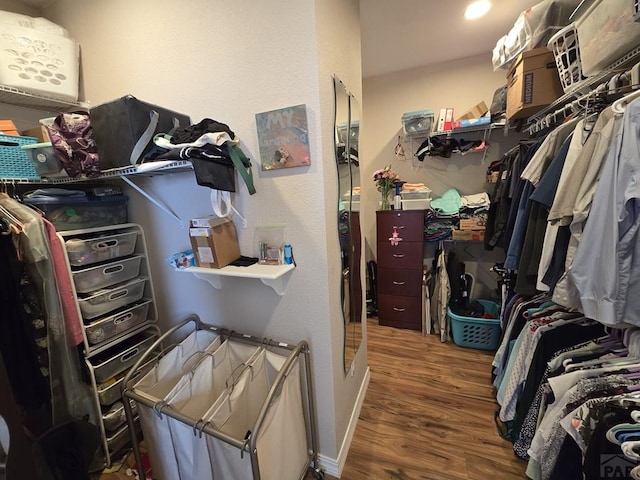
[380,187,390,210]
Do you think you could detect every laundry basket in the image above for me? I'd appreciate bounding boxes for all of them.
[0,134,39,179]
[448,300,500,351]
[548,23,586,93]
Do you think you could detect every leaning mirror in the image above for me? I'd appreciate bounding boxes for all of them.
[334,76,363,374]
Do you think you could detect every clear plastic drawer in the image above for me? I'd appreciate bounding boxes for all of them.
[66,231,138,267]
[85,300,151,345]
[91,331,156,383]
[72,255,143,294]
[78,277,146,320]
[102,399,137,432]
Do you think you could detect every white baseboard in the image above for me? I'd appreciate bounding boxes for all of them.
[317,366,370,478]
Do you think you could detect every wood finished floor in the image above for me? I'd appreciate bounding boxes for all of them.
[99,318,526,480]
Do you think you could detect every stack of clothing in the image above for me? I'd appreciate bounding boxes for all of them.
[425,188,460,242]
[459,192,490,229]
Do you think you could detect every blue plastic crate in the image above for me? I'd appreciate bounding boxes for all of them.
[0,134,39,179]
[448,299,501,351]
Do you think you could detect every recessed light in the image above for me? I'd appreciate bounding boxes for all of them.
[465,0,492,20]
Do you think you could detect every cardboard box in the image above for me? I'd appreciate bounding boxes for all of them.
[21,125,50,143]
[506,48,563,120]
[189,217,240,269]
[459,218,487,231]
[456,101,488,122]
[452,230,485,242]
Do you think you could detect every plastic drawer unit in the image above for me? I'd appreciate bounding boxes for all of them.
[78,277,146,320]
[96,358,155,406]
[72,255,143,294]
[90,331,156,383]
[65,231,138,267]
[85,300,151,345]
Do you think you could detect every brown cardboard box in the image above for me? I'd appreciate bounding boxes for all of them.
[21,125,50,142]
[189,217,241,269]
[456,101,488,122]
[459,218,487,231]
[506,48,563,120]
[452,230,485,242]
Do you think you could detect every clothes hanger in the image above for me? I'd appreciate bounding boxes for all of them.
[612,87,640,114]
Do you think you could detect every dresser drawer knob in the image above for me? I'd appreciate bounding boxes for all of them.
[392,281,406,285]
[393,253,405,258]
[393,307,406,312]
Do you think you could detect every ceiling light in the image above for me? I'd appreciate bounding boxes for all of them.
[465,0,492,20]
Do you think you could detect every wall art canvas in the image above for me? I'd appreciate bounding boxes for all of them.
[255,104,311,170]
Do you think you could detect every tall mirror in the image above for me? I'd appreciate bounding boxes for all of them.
[334,76,363,374]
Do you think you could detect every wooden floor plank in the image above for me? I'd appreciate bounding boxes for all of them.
[98,318,527,479]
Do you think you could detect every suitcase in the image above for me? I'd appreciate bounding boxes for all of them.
[90,94,191,170]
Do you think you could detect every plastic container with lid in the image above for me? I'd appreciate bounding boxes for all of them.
[23,193,128,231]
[20,142,67,178]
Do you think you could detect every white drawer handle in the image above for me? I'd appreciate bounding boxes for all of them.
[113,312,133,325]
[120,348,139,363]
[393,307,406,312]
[393,281,406,285]
[95,239,119,250]
[103,264,124,275]
[109,289,129,301]
[393,254,405,258]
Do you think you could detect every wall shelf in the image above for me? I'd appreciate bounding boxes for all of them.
[0,84,88,112]
[180,263,295,295]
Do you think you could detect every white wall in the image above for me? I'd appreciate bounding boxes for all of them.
[37,0,364,470]
[361,54,526,297]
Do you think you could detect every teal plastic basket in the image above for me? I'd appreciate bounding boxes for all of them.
[449,299,501,351]
[0,134,39,179]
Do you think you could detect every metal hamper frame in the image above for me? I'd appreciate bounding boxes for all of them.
[121,314,325,480]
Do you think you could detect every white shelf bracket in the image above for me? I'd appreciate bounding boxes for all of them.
[260,276,288,296]
[191,270,223,289]
[119,175,185,227]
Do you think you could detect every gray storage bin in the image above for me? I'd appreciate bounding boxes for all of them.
[97,357,155,406]
[73,255,143,294]
[106,417,139,453]
[92,331,156,383]
[66,231,138,267]
[85,300,151,345]
[103,400,137,432]
[78,277,146,320]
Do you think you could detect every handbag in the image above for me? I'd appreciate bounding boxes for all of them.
[46,112,100,178]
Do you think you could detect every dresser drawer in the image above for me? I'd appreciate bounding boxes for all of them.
[377,241,424,270]
[378,294,422,331]
[377,268,422,297]
[376,210,424,242]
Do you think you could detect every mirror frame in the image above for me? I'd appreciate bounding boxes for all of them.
[333,75,363,374]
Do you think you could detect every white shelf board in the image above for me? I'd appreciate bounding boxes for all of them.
[180,263,295,295]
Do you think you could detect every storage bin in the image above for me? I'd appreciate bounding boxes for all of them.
[0,133,39,179]
[103,400,137,432]
[547,24,586,93]
[91,331,156,383]
[23,194,128,231]
[337,120,359,145]
[85,300,151,345]
[402,198,431,210]
[575,0,640,76]
[448,300,501,351]
[78,277,146,320]
[20,142,67,178]
[72,254,143,294]
[65,230,138,267]
[106,418,140,453]
[96,357,155,406]
[401,110,434,135]
[0,22,79,101]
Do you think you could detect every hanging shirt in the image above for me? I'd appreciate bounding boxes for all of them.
[568,98,640,326]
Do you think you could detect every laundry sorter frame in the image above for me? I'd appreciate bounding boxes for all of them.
[121,314,325,480]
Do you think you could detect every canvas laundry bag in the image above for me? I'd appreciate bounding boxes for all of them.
[133,329,220,480]
[165,341,262,480]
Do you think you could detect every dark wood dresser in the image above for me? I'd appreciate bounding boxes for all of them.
[376,210,425,331]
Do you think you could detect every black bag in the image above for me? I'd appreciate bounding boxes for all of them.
[490,85,507,123]
[90,94,191,170]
